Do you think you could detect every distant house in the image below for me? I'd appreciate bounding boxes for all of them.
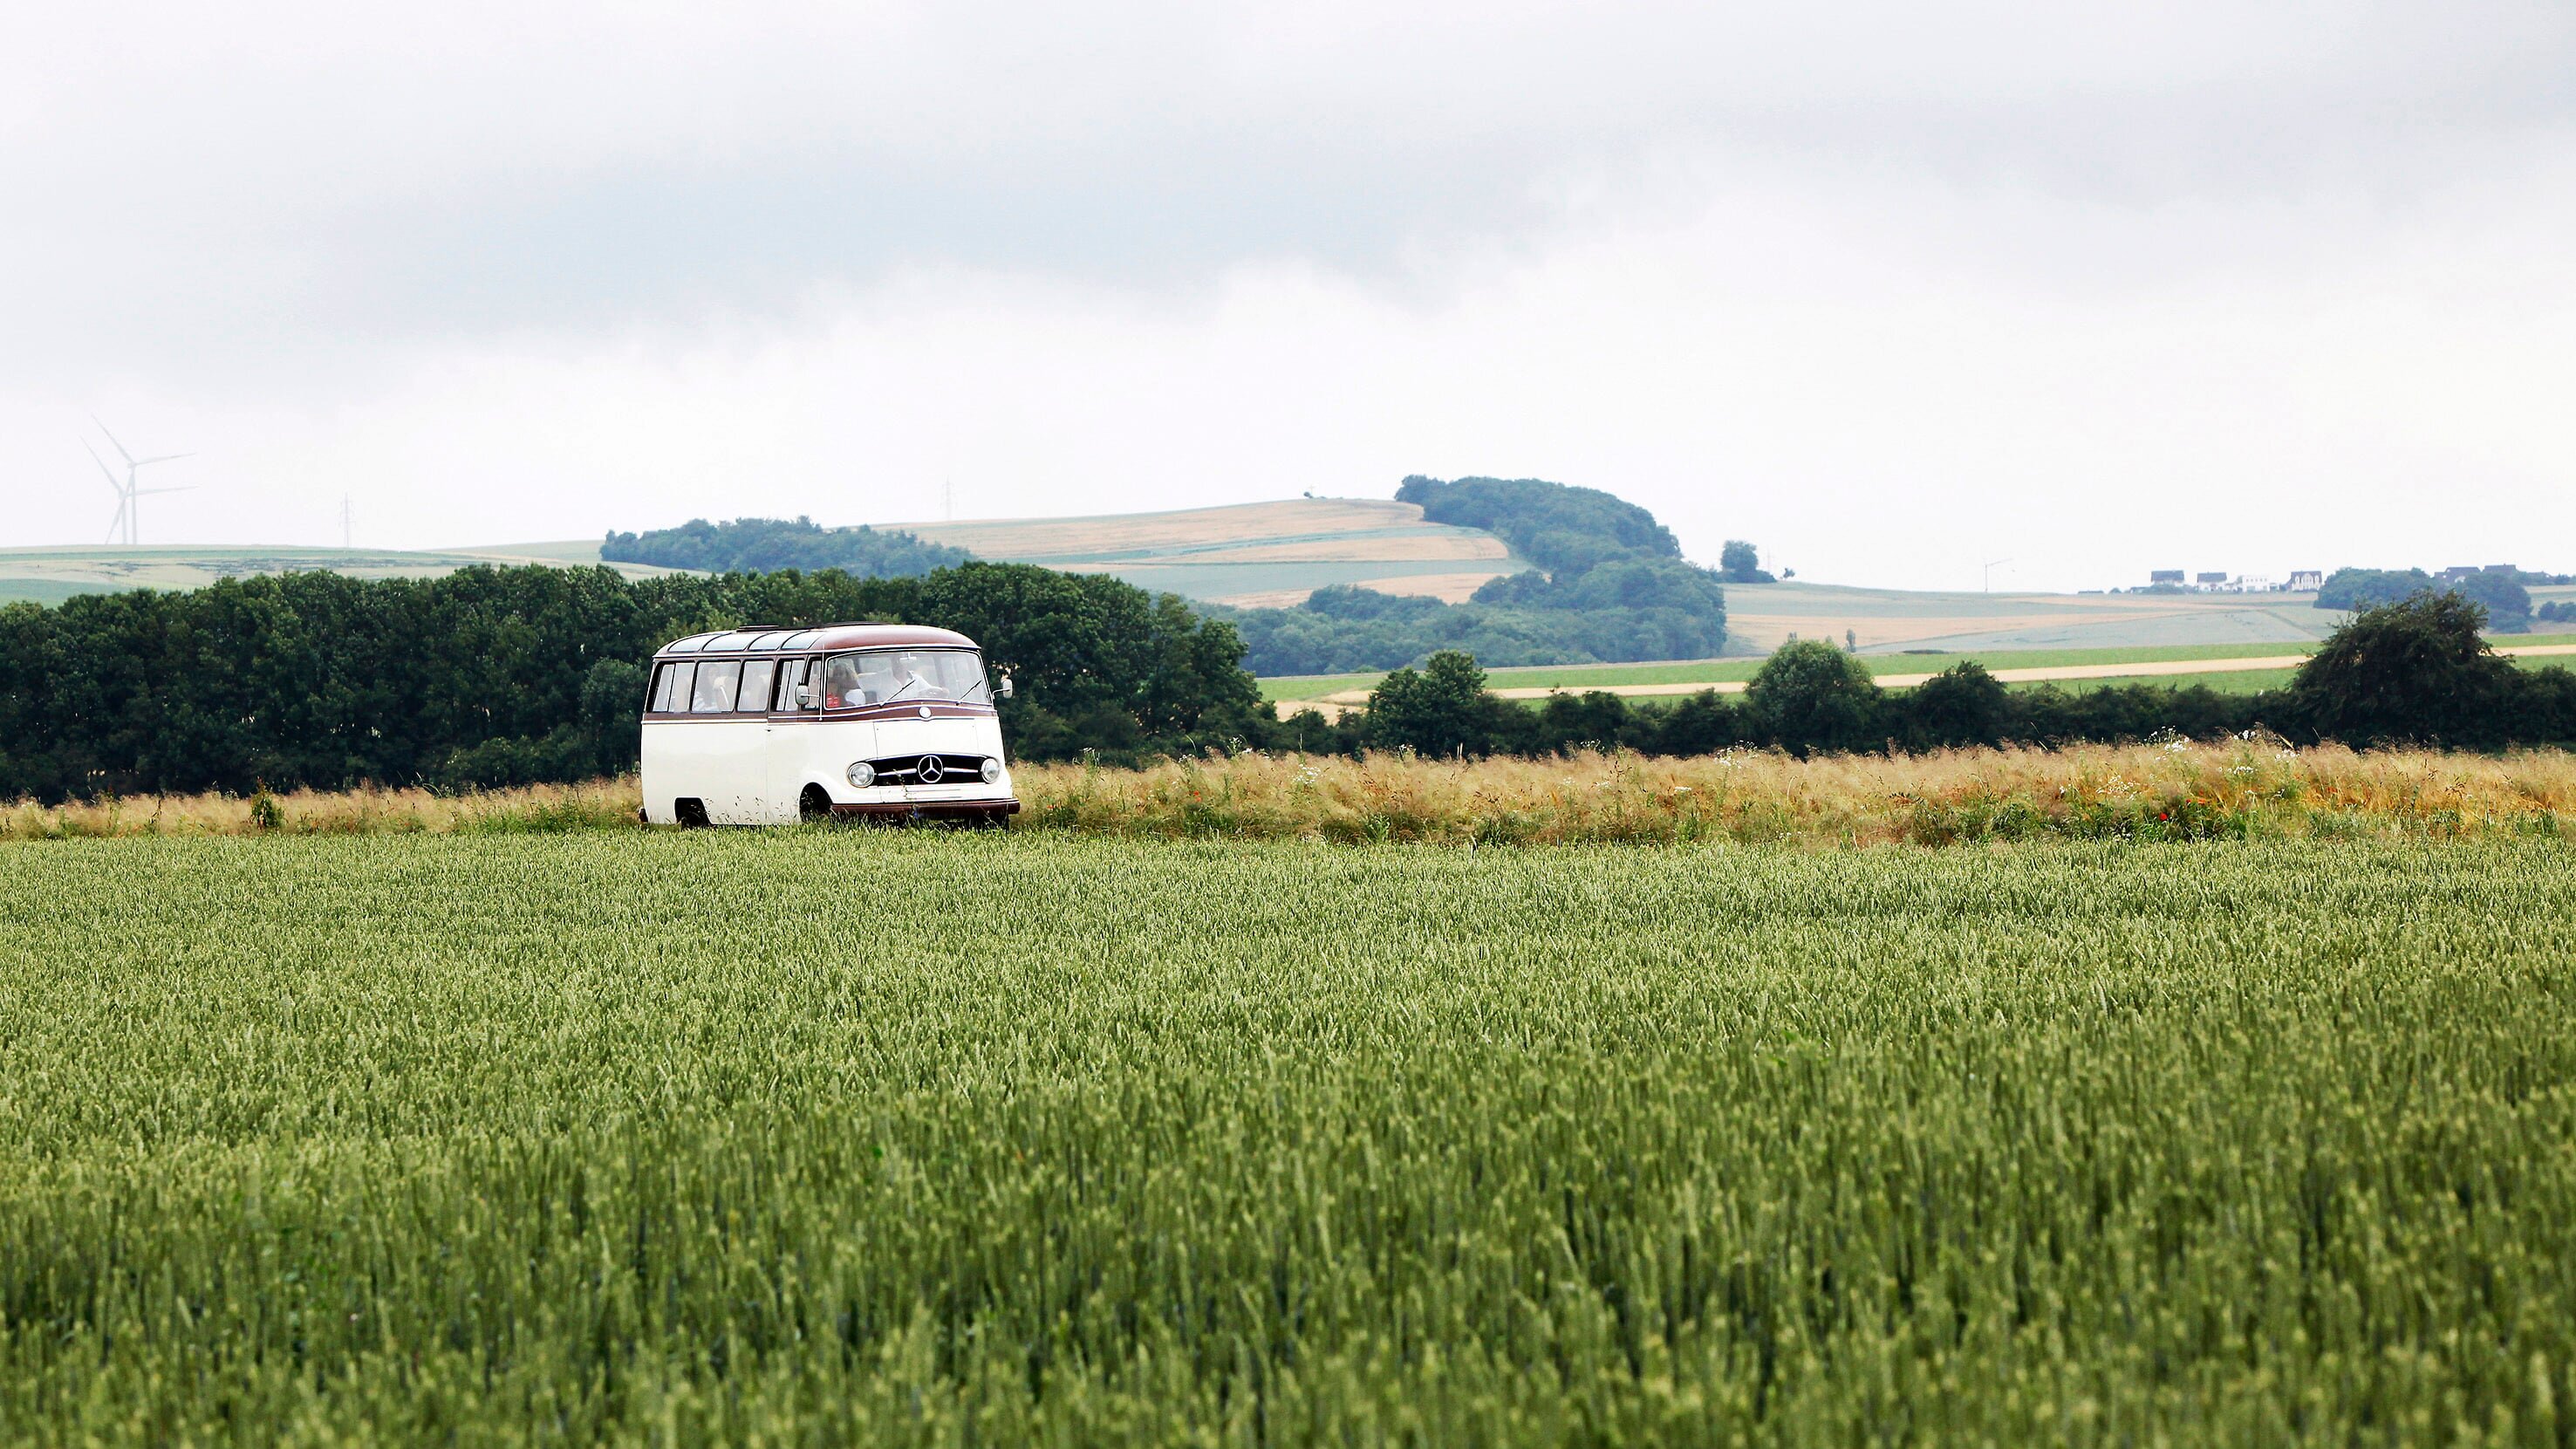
[2149,569,2185,584]
[2287,570,2323,591]
[2195,571,2229,587]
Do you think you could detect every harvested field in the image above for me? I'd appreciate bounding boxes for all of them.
[1156,535,1510,564]
[892,497,1530,605]
[1718,580,2345,654]
[1224,567,1507,608]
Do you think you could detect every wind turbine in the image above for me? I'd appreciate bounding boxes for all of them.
[86,418,193,546]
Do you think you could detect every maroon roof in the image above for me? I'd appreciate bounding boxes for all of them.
[655,622,979,657]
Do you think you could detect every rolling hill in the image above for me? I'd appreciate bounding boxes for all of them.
[892,497,1533,607]
[0,498,1523,611]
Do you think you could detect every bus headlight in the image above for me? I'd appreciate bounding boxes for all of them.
[846,762,876,788]
[980,758,1002,784]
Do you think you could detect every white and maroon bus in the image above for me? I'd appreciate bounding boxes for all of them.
[640,623,1018,826]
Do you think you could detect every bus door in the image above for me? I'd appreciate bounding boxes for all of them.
[727,655,779,822]
[766,655,817,820]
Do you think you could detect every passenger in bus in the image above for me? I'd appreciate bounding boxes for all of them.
[691,662,740,713]
[818,655,857,708]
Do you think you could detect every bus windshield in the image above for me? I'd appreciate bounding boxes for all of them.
[817,649,990,709]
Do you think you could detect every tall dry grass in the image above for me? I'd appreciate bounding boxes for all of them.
[1021,739,2576,844]
[1,778,643,841]
[6,741,2571,845]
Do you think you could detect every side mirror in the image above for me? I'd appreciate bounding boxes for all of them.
[794,684,811,707]
[998,675,1015,700]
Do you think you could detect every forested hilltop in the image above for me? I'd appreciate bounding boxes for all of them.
[603,516,971,576]
[1217,475,1740,674]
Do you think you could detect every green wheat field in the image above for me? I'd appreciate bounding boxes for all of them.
[4,833,2574,1444]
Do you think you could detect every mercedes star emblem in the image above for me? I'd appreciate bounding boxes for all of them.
[917,755,945,784]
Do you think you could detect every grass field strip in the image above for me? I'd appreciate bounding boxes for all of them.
[1,837,2570,1441]
[1271,639,2576,713]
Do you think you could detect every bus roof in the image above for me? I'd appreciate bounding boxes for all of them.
[654,623,980,657]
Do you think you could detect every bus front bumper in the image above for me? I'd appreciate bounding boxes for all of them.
[829,797,1021,823]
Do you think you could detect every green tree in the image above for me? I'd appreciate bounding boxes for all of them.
[1365,651,1501,756]
[2291,592,2521,747]
[2314,568,2436,612]
[577,659,649,775]
[1901,661,2013,750]
[1717,540,1773,584]
[1747,639,1882,755]
[2453,571,2532,632]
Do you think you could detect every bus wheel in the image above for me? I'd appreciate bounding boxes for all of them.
[800,785,834,824]
[674,798,711,829]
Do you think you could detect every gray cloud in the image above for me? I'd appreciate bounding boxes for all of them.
[9,0,2572,376]
[4,2,2572,584]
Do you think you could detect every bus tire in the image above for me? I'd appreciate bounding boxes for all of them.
[674,798,711,829]
[800,785,834,824]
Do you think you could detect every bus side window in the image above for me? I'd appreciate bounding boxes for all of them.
[783,658,816,710]
[692,660,743,713]
[739,658,777,714]
[653,661,694,714]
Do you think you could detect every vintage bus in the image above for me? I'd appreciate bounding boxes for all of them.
[639,623,1019,826]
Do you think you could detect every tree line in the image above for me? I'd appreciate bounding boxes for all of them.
[0,562,1266,802]
[1336,593,2576,760]
[603,516,972,576]
[2314,564,2572,632]
[3,567,2566,806]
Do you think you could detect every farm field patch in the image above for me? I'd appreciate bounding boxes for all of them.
[2,835,2572,1442]
[1714,580,2346,654]
[1262,636,2576,706]
[0,541,687,603]
[898,496,1533,605]
[2015,665,2301,694]
[1260,641,2333,701]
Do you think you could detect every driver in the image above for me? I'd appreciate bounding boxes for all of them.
[886,654,946,700]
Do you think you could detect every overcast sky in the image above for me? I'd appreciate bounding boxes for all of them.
[5,1,2571,591]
